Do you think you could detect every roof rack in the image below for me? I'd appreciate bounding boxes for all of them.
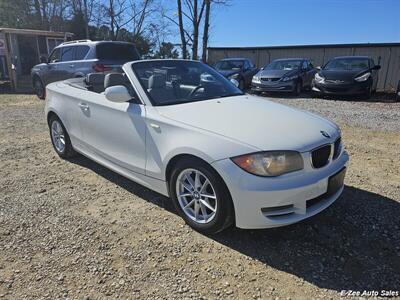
[61,39,92,45]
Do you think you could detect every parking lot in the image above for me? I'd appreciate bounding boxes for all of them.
[0,93,399,299]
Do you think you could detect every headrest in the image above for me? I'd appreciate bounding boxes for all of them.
[148,74,166,89]
[85,73,105,86]
[104,73,128,89]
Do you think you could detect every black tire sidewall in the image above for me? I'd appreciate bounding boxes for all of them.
[169,158,234,234]
[34,77,45,99]
[293,80,301,96]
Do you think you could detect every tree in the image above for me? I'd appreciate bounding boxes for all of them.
[165,0,228,61]
[176,0,187,58]
[201,0,210,62]
[153,42,179,58]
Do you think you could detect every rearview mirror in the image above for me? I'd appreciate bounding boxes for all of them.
[105,85,132,103]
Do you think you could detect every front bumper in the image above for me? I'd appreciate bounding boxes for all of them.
[212,150,349,229]
[251,80,296,92]
[312,80,370,95]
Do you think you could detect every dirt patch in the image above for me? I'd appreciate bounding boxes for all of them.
[0,94,399,299]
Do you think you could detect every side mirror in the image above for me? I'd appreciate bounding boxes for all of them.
[316,66,321,70]
[40,55,48,63]
[105,85,132,103]
[372,65,381,70]
[230,78,239,88]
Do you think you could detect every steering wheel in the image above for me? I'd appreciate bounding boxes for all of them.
[188,85,204,99]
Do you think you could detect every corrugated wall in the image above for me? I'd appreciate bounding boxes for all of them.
[208,45,400,92]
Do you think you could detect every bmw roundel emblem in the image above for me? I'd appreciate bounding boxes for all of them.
[320,130,331,138]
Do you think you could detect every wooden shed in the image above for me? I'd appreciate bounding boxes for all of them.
[0,28,73,92]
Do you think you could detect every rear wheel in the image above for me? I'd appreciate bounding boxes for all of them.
[169,157,234,234]
[49,115,76,158]
[33,77,45,99]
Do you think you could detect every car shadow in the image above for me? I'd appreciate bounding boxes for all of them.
[69,155,400,292]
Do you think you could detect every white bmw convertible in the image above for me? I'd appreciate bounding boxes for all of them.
[45,59,349,233]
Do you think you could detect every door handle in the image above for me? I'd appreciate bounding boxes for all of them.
[150,123,160,129]
[69,64,74,68]
[78,103,89,111]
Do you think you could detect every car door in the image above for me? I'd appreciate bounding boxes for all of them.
[43,47,63,85]
[77,89,147,175]
[57,46,76,80]
[301,60,315,87]
[243,60,257,86]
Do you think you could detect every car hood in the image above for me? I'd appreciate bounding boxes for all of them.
[258,69,297,78]
[320,69,368,81]
[156,95,339,152]
[217,69,241,77]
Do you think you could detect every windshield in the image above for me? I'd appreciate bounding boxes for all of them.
[132,60,243,106]
[264,60,302,71]
[324,58,369,71]
[215,60,244,71]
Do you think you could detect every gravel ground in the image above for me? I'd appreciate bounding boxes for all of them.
[0,94,399,299]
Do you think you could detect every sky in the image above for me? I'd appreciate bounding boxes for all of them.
[207,0,400,47]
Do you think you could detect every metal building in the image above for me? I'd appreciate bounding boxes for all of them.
[0,28,73,92]
[207,43,400,92]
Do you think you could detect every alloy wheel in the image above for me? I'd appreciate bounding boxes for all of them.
[51,120,66,153]
[176,169,217,224]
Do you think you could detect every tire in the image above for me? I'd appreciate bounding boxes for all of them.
[48,115,76,159]
[293,80,302,96]
[169,157,234,234]
[33,77,45,99]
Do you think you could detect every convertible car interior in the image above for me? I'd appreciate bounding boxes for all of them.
[65,66,235,106]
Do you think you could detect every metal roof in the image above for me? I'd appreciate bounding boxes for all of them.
[208,42,400,50]
[0,27,73,37]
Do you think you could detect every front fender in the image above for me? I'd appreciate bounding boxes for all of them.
[144,107,258,181]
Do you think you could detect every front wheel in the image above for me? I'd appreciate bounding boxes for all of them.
[293,80,302,96]
[169,158,234,234]
[49,115,76,158]
[363,86,372,100]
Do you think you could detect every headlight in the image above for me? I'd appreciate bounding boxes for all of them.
[282,75,298,82]
[228,73,240,79]
[231,151,304,177]
[354,72,371,82]
[315,73,325,83]
[252,74,261,83]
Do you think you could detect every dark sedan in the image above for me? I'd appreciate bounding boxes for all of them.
[214,58,258,90]
[312,56,381,98]
[251,58,316,95]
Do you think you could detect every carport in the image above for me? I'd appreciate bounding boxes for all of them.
[0,28,73,92]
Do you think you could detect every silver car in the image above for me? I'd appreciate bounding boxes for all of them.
[31,40,140,99]
[251,58,317,95]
